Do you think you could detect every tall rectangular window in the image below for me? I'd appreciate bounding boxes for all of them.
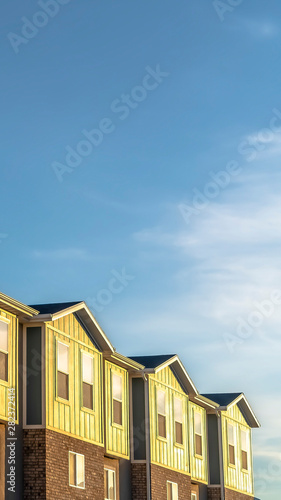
[57,342,69,400]
[194,411,203,457]
[228,423,236,466]
[157,389,166,439]
[82,353,93,410]
[191,494,197,500]
[112,373,122,425]
[0,321,8,382]
[241,430,249,470]
[174,397,183,445]
[167,481,178,500]
[104,468,116,500]
[69,452,85,488]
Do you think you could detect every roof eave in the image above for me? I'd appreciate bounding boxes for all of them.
[0,292,39,318]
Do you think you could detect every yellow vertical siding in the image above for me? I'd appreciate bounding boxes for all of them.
[45,313,103,445]
[149,366,189,474]
[0,310,18,423]
[104,360,129,458]
[189,402,208,483]
[222,405,254,495]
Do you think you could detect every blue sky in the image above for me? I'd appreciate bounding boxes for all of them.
[1,1,281,497]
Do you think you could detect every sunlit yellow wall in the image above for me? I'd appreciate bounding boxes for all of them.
[0,310,18,423]
[104,360,129,458]
[149,366,189,473]
[45,313,103,445]
[189,402,208,483]
[222,405,253,495]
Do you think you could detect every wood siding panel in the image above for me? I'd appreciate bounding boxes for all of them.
[45,313,103,446]
[149,366,189,474]
[222,406,254,495]
[104,360,129,458]
[0,310,18,423]
[189,402,208,482]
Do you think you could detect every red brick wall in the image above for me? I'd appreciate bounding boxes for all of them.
[131,463,147,500]
[150,463,191,500]
[225,488,254,500]
[24,429,104,499]
[208,486,221,500]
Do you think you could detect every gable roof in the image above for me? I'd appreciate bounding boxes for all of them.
[0,291,39,319]
[202,392,260,428]
[29,302,81,315]
[130,354,199,396]
[129,354,176,369]
[27,301,115,353]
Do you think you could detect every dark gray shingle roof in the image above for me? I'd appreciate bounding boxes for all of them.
[129,354,176,369]
[202,393,242,407]
[28,302,82,315]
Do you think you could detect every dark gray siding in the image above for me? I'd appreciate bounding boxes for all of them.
[132,377,146,460]
[26,327,42,425]
[207,414,221,485]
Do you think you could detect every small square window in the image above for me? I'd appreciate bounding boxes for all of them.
[69,452,85,488]
[104,468,116,500]
[167,481,178,500]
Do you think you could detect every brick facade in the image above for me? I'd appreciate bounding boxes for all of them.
[23,429,104,499]
[225,488,254,500]
[208,486,222,500]
[150,463,191,500]
[131,463,147,500]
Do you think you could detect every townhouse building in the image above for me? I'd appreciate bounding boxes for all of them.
[0,291,260,500]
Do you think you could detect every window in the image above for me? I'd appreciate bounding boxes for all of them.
[194,411,203,457]
[57,342,69,400]
[0,321,8,382]
[82,353,93,410]
[174,397,183,445]
[241,430,249,470]
[191,494,197,500]
[228,423,236,466]
[157,389,166,438]
[104,468,116,500]
[112,373,122,425]
[167,481,178,500]
[69,452,85,488]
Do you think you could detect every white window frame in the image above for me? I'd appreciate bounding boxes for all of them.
[0,319,9,383]
[227,422,236,467]
[241,429,249,471]
[191,493,197,500]
[69,451,85,489]
[174,396,183,445]
[81,351,94,410]
[112,372,123,426]
[157,388,167,439]
[194,410,203,458]
[167,480,178,500]
[56,340,69,401]
[104,467,116,500]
